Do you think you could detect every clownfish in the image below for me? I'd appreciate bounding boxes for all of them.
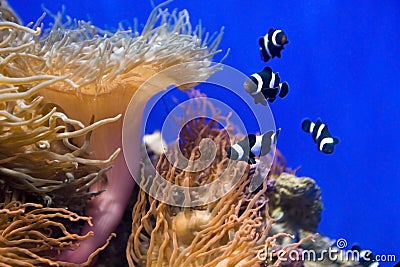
[259,28,289,62]
[226,129,280,165]
[244,66,289,105]
[351,245,380,267]
[301,118,339,154]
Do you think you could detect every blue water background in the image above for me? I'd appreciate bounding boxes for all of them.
[12,0,399,265]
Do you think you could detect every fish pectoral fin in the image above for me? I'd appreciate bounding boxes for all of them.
[262,87,278,99]
[247,152,256,164]
[253,94,268,106]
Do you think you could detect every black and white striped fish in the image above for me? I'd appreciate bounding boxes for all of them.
[301,118,339,154]
[226,129,280,165]
[351,245,380,267]
[244,66,289,105]
[259,28,289,62]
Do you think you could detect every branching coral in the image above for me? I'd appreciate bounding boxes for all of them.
[0,201,114,267]
[128,92,311,267]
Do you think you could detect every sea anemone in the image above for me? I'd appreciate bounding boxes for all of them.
[0,73,120,211]
[0,5,129,265]
[127,92,313,267]
[1,1,225,263]
[0,201,114,267]
[0,4,124,212]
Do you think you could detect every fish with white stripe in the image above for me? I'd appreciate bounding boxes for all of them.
[259,28,289,62]
[301,118,339,154]
[226,129,280,164]
[244,66,289,105]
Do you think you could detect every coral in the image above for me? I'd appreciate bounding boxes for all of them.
[267,173,361,267]
[269,173,323,234]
